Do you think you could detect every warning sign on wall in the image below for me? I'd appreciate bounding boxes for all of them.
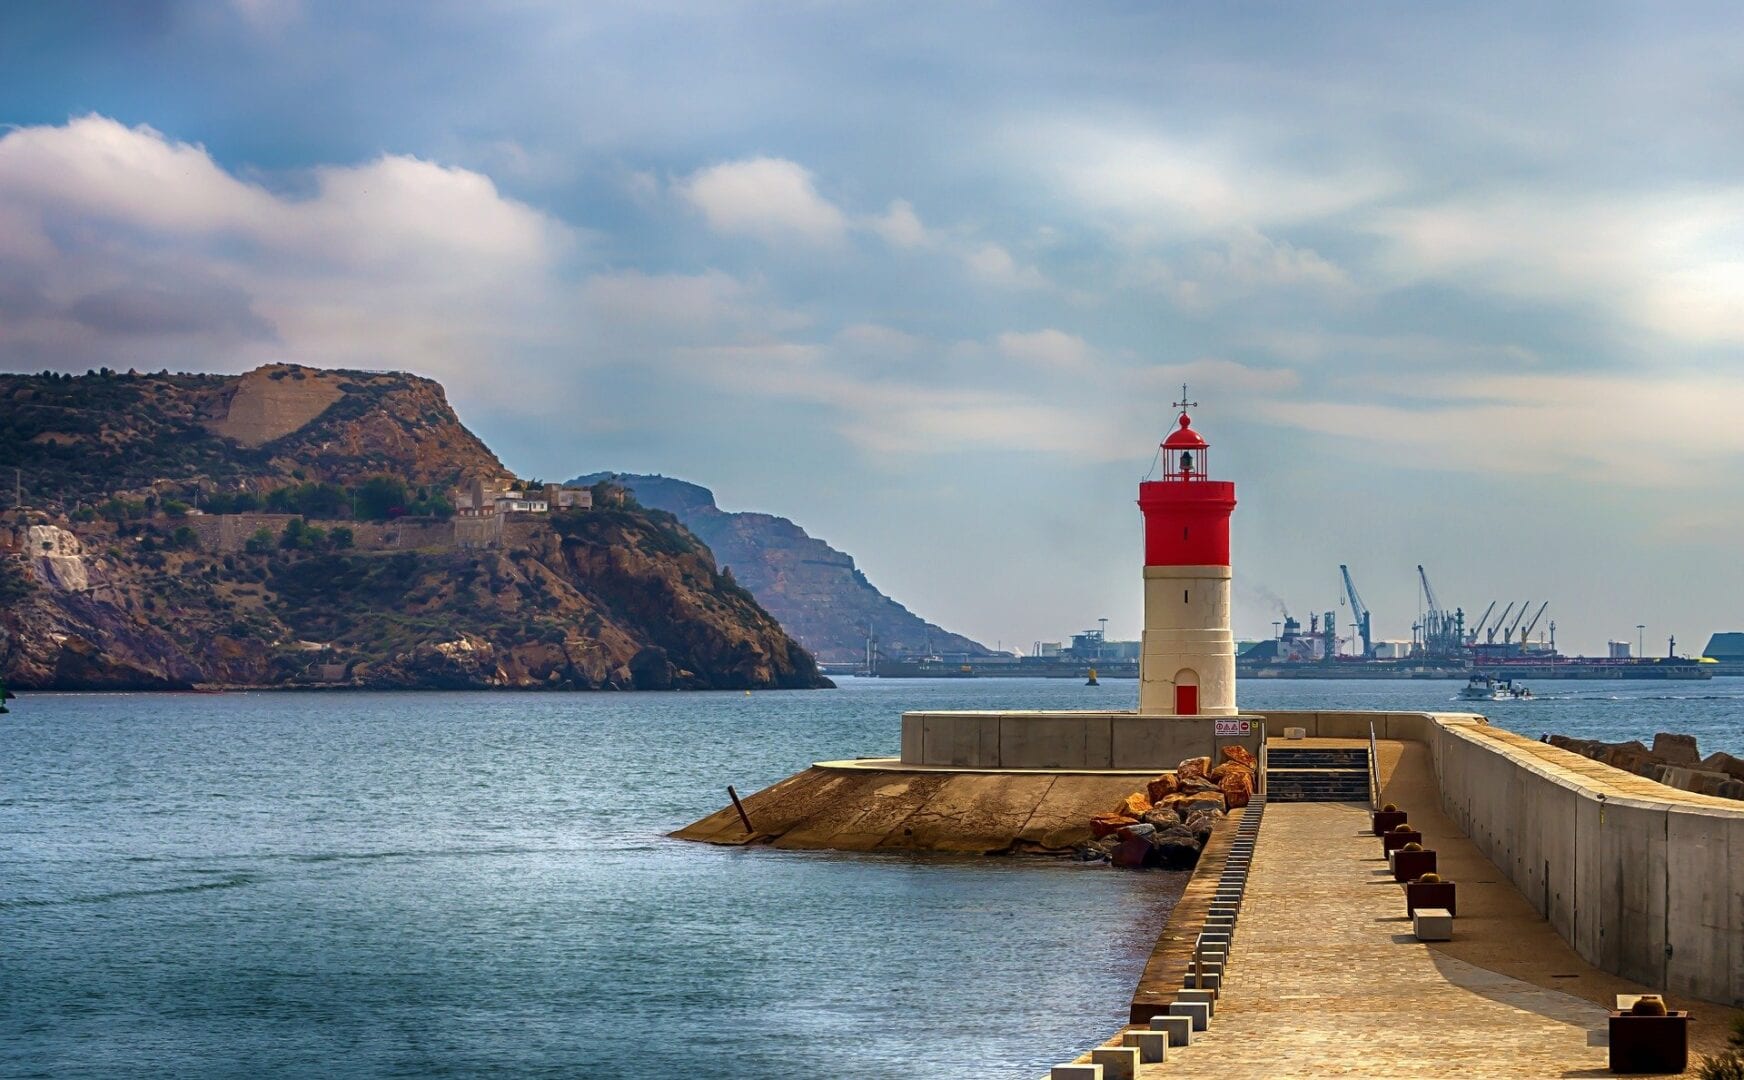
[1214,719,1252,736]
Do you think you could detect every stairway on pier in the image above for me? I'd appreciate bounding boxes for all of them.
[1264,745,1370,802]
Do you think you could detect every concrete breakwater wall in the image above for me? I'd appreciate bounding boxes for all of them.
[1251,708,1743,1005]
[1429,720,1744,1007]
[900,711,1265,771]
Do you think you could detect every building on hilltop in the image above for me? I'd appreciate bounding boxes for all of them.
[452,476,592,517]
[543,483,593,511]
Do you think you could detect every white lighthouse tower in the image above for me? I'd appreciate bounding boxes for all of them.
[1136,389,1238,716]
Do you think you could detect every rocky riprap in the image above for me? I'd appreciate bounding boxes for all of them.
[1546,731,1744,801]
[1076,746,1258,868]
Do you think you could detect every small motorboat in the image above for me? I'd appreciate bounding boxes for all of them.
[1460,674,1533,701]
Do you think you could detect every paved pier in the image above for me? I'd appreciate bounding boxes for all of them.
[1067,738,1743,1078]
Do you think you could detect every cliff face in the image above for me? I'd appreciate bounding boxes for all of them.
[572,473,992,664]
[0,367,828,692]
[0,363,509,500]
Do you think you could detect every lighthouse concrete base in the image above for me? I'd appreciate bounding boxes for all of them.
[898,710,1265,771]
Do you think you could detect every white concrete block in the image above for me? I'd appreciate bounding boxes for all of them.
[1090,1046,1141,1080]
[1168,999,1210,1031]
[1049,1065,1101,1080]
[1414,907,1454,941]
[1149,1013,1192,1045]
[1122,1029,1169,1063]
[1177,987,1217,1015]
[1184,969,1223,990]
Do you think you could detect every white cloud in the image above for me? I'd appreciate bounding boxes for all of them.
[964,242,1046,288]
[675,156,849,248]
[1257,371,1744,484]
[834,322,923,355]
[1051,127,1399,235]
[581,269,807,339]
[870,198,930,248]
[996,329,1094,371]
[0,115,569,401]
[1131,357,1301,397]
[1133,228,1356,311]
[1368,188,1744,345]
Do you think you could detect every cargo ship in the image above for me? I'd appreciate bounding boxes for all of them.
[1470,655,1713,680]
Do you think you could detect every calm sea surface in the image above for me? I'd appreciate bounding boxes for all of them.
[3,676,1741,1078]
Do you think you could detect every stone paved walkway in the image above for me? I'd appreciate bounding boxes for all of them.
[1102,799,1644,1079]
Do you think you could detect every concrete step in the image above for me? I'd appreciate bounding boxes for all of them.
[1263,748,1371,802]
[1266,749,1369,768]
[1262,753,1367,802]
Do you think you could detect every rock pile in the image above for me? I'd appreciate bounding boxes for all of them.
[1546,732,1744,801]
[1077,746,1257,868]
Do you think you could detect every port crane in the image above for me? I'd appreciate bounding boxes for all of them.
[1415,565,1465,657]
[1504,599,1531,643]
[1520,601,1550,645]
[1467,600,1497,645]
[1339,565,1373,658]
[1486,601,1516,644]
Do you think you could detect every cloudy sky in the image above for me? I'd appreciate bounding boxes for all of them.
[3,2,1742,656]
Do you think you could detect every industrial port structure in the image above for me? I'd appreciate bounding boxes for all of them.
[866,560,1725,681]
[1241,562,1715,680]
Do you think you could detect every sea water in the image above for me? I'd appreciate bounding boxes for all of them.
[2,677,1740,1078]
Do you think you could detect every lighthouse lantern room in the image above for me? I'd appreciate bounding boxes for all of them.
[1136,388,1238,716]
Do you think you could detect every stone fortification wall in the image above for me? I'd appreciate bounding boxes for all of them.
[183,514,470,553]
[1425,720,1744,1007]
[453,515,502,549]
[182,513,297,551]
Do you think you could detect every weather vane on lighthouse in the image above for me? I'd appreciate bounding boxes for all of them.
[1173,384,1198,416]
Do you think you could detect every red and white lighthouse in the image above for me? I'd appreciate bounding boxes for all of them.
[1136,389,1238,716]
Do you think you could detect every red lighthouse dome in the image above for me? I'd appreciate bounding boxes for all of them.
[1138,402,1236,567]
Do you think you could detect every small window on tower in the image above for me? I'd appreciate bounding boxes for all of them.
[1182,526,1188,540]
[1183,589,1189,604]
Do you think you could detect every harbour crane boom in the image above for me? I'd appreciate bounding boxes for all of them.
[1521,600,1549,642]
[1488,602,1516,644]
[1470,600,1498,642]
[1417,565,1441,619]
[1339,565,1373,658]
[1505,600,1531,638]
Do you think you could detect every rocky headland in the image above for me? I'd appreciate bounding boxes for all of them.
[0,366,829,692]
[571,472,993,665]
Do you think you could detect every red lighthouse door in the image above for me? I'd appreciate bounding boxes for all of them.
[1175,684,1199,715]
